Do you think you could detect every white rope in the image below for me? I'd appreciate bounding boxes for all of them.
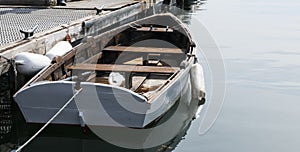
[14,88,83,152]
[129,24,137,29]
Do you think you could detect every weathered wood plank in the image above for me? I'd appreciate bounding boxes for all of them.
[68,64,179,73]
[103,46,184,54]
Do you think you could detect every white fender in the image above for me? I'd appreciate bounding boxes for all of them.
[46,41,73,60]
[14,52,51,75]
[190,62,206,100]
[108,72,125,87]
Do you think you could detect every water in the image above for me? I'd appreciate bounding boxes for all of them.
[1,0,300,151]
[174,0,300,151]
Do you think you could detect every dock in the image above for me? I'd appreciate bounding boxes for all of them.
[0,0,141,74]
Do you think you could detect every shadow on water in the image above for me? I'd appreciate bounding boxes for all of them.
[172,0,206,25]
[0,1,206,151]
[184,0,206,12]
[0,73,14,151]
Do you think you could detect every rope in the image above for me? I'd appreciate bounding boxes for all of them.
[129,24,137,29]
[0,54,10,62]
[13,88,83,152]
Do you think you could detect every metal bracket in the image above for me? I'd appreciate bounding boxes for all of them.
[187,53,196,57]
[19,25,38,40]
[94,5,104,15]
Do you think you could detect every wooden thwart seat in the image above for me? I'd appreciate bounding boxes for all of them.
[103,46,185,54]
[68,64,179,74]
[68,64,179,89]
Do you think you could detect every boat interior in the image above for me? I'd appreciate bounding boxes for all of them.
[29,23,194,101]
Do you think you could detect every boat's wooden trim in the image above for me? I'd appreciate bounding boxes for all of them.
[68,64,180,74]
[103,46,185,54]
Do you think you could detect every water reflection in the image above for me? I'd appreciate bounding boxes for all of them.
[184,0,206,12]
[175,0,206,25]
[0,73,13,146]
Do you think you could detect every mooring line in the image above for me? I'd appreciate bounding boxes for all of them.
[12,88,83,152]
[0,54,10,62]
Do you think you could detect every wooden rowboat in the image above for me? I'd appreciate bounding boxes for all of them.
[13,13,205,128]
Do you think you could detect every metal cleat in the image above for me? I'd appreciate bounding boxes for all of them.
[95,5,104,15]
[19,25,38,40]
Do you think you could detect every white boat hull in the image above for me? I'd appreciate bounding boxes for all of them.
[14,66,191,128]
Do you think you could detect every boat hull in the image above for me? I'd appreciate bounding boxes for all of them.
[13,13,198,128]
[14,67,191,128]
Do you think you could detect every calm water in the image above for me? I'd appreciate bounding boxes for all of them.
[1,0,300,151]
[175,0,300,151]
